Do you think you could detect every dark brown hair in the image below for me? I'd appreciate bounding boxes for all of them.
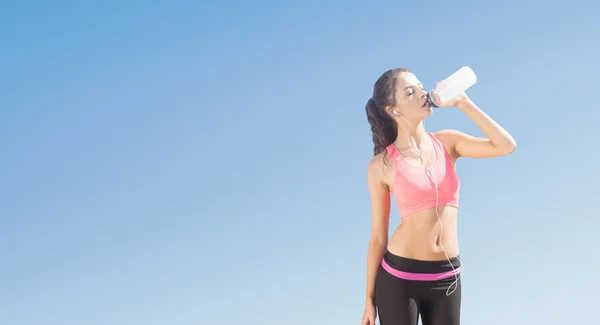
[365,68,410,157]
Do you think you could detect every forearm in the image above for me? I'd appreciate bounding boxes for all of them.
[457,100,516,151]
[365,237,387,305]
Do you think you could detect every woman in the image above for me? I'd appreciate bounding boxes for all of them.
[361,68,516,325]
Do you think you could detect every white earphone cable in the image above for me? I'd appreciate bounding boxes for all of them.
[395,110,461,296]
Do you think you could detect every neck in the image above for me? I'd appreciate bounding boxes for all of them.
[394,120,426,150]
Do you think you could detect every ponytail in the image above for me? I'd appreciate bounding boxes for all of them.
[365,97,397,158]
[365,68,409,160]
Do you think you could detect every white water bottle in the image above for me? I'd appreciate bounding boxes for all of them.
[427,66,477,108]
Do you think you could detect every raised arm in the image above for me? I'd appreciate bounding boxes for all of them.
[436,99,516,159]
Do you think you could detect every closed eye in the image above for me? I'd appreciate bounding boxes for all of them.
[407,85,424,96]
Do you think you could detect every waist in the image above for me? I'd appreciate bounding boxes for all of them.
[381,250,461,281]
[388,209,459,260]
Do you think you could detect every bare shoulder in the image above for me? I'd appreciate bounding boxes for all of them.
[367,152,384,180]
[367,152,390,188]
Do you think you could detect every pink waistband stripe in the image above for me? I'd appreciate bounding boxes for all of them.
[381,258,460,281]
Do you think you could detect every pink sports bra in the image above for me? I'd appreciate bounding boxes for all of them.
[386,132,460,218]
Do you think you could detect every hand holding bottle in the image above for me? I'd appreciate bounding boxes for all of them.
[431,80,472,108]
[426,66,477,108]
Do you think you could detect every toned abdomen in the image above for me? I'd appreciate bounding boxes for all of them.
[387,206,460,261]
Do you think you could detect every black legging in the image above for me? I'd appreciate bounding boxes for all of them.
[374,251,462,325]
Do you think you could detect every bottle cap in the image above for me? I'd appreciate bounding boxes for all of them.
[426,90,439,108]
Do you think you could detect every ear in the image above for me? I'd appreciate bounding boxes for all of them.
[385,106,395,116]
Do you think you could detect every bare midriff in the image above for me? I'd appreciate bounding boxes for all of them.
[387,206,459,261]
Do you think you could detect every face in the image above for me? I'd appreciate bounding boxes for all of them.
[389,72,432,121]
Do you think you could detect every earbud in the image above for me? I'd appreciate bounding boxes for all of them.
[392,109,400,115]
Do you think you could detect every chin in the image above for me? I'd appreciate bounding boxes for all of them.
[422,106,433,116]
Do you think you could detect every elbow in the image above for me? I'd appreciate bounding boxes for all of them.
[496,138,516,156]
[501,143,516,155]
[369,234,388,248]
[504,138,517,155]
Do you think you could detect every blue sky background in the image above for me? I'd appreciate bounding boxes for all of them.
[2,0,599,324]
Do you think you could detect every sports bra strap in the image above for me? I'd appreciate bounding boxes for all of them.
[385,144,403,172]
[427,132,451,158]
[386,133,447,164]
[386,143,400,159]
